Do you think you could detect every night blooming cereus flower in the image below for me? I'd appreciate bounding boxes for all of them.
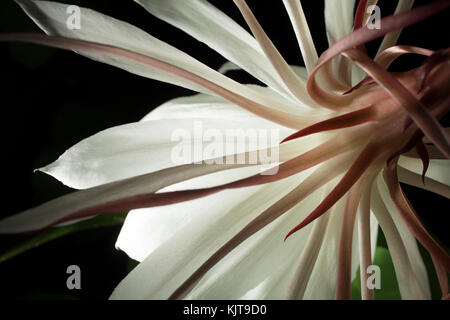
[0,0,449,300]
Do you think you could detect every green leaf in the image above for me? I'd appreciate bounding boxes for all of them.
[0,212,127,263]
[352,246,401,300]
[127,258,139,273]
[373,247,401,299]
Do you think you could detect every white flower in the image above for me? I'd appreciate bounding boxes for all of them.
[0,0,449,300]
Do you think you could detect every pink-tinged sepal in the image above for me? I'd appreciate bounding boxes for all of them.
[343,77,375,95]
[281,106,375,144]
[385,163,450,271]
[285,142,380,240]
[419,48,450,93]
[387,130,424,167]
[414,140,430,184]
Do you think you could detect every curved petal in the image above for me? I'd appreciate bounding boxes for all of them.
[371,185,427,299]
[0,160,255,233]
[40,94,293,189]
[186,186,322,300]
[136,0,292,98]
[303,197,345,299]
[324,0,355,45]
[218,61,240,74]
[303,191,378,300]
[398,166,450,199]
[141,85,318,121]
[324,0,355,86]
[376,0,415,56]
[1,119,329,234]
[282,0,318,73]
[285,211,331,299]
[375,174,431,299]
[16,0,301,114]
[232,0,318,107]
[398,157,450,187]
[308,1,450,109]
[344,48,450,158]
[115,165,292,262]
[110,171,311,299]
[167,152,358,299]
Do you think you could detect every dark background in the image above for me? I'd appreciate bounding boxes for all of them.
[0,0,448,299]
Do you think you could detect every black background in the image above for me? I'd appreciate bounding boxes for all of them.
[0,0,448,300]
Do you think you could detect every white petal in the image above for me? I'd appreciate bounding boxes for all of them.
[303,196,345,299]
[369,210,379,260]
[376,0,415,56]
[0,157,265,233]
[351,65,366,86]
[398,156,450,187]
[398,166,450,199]
[282,0,318,73]
[114,143,346,279]
[136,0,292,98]
[142,84,317,122]
[291,66,309,80]
[324,0,357,86]
[374,175,431,299]
[17,0,299,114]
[217,61,240,75]
[4,112,322,233]
[324,0,355,45]
[40,99,292,189]
[189,181,343,299]
[110,171,311,299]
[116,165,273,262]
[285,211,331,299]
[232,0,317,107]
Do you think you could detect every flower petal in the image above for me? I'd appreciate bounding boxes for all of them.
[324,0,355,45]
[308,1,450,109]
[232,0,319,107]
[136,0,292,98]
[185,185,323,300]
[141,85,317,121]
[374,174,431,299]
[0,160,255,233]
[168,152,355,299]
[337,172,376,300]
[40,94,293,190]
[1,122,323,234]
[303,197,345,299]
[384,164,450,271]
[357,181,376,300]
[110,172,308,299]
[397,166,450,199]
[115,165,283,262]
[344,48,450,158]
[285,211,331,299]
[398,157,450,187]
[324,0,355,87]
[282,0,318,73]
[16,0,301,115]
[304,189,378,299]
[376,0,415,56]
